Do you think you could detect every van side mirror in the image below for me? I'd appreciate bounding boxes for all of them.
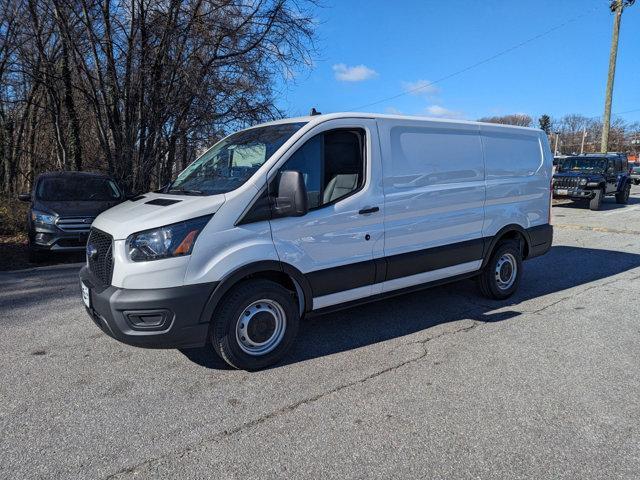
[18,193,31,202]
[273,170,308,217]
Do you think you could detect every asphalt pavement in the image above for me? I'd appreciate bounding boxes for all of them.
[1,187,639,479]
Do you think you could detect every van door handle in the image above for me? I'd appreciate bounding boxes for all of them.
[358,206,379,215]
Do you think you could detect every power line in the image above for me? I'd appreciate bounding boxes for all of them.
[579,107,640,121]
[349,7,600,111]
[615,108,640,115]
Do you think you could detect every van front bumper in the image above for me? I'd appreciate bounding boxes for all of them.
[79,266,217,349]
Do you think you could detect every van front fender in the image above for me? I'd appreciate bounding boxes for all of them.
[197,260,314,326]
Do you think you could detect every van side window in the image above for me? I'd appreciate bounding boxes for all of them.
[276,129,365,210]
[279,134,323,208]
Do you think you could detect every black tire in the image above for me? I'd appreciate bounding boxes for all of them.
[615,182,631,204]
[211,279,300,370]
[477,240,523,300]
[589,188,603,211]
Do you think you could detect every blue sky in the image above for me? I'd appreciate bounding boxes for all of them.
[276,0,640,123]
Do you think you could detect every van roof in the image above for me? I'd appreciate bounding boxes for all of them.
[258,112,543,133]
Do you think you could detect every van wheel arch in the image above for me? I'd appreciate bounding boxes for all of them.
[481,225,531,269]
[200,261,313,326]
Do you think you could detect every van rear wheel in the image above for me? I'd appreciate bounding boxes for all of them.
[211,279,300,370]
[477,240,523,300]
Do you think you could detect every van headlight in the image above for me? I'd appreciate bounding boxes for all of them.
[126,215,212,262]
[31,210,56,225]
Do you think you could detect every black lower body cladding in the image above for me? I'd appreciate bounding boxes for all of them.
[527,224,553,259]
[80,266,217,349]
[307,224,553,298]
[80,223,553,350]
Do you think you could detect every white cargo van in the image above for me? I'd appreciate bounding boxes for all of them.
[80,113,553,370]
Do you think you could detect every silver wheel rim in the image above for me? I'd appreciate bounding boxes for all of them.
[495,253,517,290]
[235,299,287,356]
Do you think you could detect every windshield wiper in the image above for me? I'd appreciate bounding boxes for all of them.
[167,188,205,196]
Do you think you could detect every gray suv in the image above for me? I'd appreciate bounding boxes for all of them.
[18,171,124,261]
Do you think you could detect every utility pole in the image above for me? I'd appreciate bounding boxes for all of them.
[601,0,634,153]
[580,127,587,154]
[554,132,560,156]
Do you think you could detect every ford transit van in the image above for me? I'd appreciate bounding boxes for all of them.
[80,113,553,370]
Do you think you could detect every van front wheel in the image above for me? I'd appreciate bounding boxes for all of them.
[477,240,523,300]
[211,279,300,370]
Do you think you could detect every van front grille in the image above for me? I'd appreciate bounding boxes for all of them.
[87,228,114,286]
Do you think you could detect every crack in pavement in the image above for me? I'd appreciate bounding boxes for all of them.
[104,320,481,479]
[526,271,640,316]
[554,224,640,235]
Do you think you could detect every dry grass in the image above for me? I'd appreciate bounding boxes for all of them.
[0,197,84,271]
[0,197,28,235]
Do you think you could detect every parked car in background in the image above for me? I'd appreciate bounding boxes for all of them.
[553,155,570,174]
[631,165,640,185]
[552,153,631,210]
[18,171,124,262]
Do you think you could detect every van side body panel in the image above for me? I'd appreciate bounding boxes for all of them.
[481,125,551,237]
[268,119,386,305]
[312,119,553,309]
[377,118,486,295]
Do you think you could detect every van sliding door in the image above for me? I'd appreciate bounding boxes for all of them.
[378,120,486,291]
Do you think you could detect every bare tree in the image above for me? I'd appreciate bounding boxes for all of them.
[477,114,533,128]
[0,0,317,194]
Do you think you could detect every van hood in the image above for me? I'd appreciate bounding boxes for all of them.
[91,192,226,240]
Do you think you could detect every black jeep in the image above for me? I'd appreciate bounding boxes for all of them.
[552,153,631,210]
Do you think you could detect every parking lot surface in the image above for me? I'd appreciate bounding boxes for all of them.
[1,188,640,479]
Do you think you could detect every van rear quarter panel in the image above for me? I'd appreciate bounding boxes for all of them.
[480,125,551,238]
[378,118,486,257]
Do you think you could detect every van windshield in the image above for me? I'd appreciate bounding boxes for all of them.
[168,122,307,195]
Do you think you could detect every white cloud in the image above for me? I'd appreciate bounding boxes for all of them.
[332,63,378,82]
[425,105,464,119]
[385,106,402,115]
[402,79,439,97]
